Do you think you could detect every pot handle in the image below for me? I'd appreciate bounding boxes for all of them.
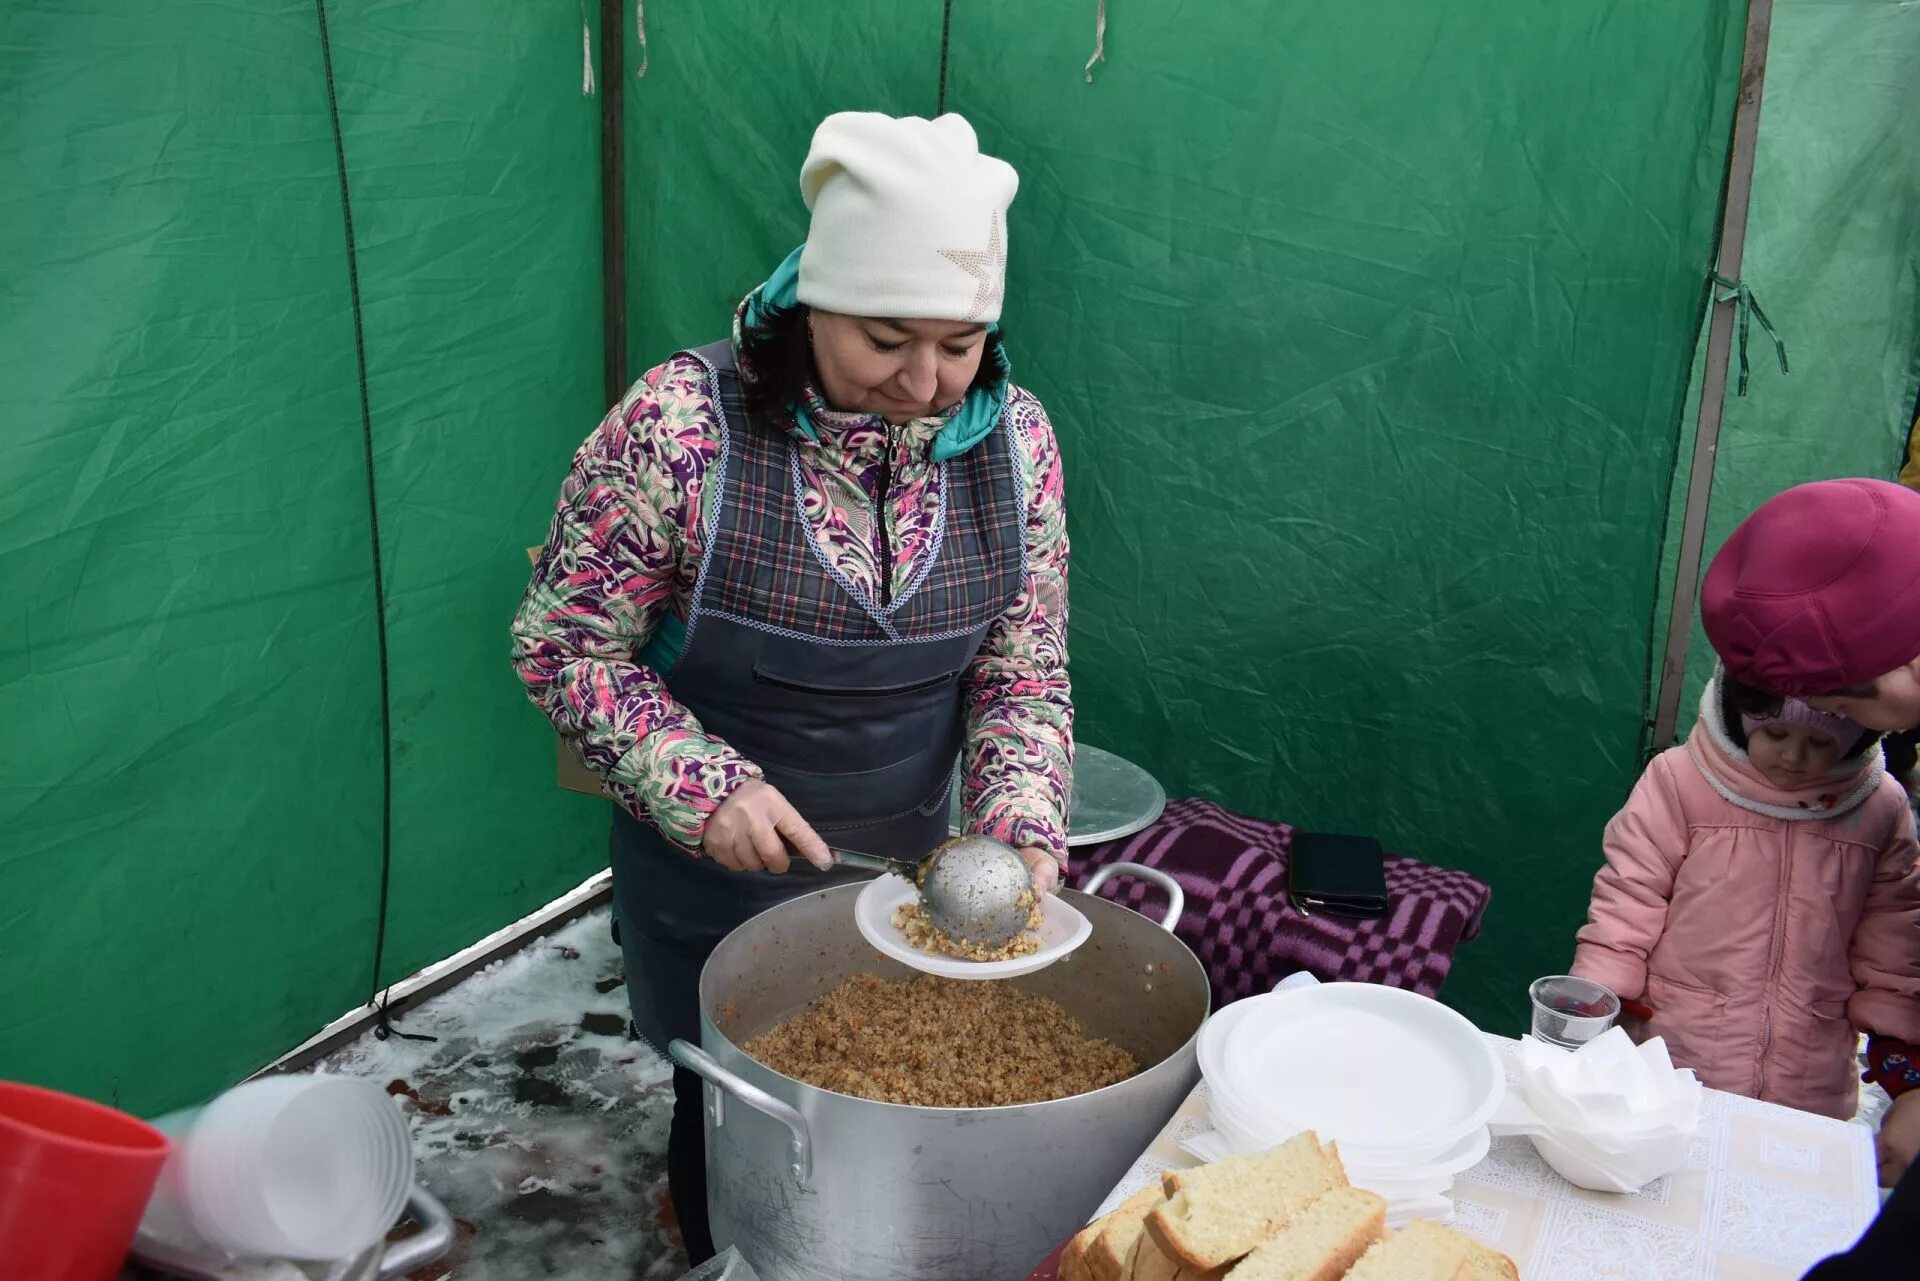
[377,1186,457,1279]
[1081,862,1185,933]
[670,1039,814,1184]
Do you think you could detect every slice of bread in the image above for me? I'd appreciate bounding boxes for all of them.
[1220,1187,1387,1281]
[1461,1241,1519,1281]
[1089,1186,1167,1281]
[1146,1133,1348,1271]
[1126,1228,1232,1281]
[1126,1231,1183,1281]
[1060,1188,1154,1281]
[1343,1222,1474,1281]
[1060,1211,1104,1281]
[1126,1228,1235,1281]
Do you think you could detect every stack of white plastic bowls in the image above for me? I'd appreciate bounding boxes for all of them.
[1198,981,1504,1223]
[143,1075,413,1261]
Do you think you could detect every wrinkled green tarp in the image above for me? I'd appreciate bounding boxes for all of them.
[1,1,607,1114]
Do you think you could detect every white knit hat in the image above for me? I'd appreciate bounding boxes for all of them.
[796,113,1018,324]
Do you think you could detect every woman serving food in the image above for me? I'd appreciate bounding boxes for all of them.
[510,111,1073,1262]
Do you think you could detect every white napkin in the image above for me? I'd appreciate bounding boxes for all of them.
[1491,1028,1701,1193]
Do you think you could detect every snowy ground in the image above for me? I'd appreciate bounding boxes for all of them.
[313,907,686,1281]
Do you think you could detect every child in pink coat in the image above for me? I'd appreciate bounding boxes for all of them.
[1573,668,1920,1120]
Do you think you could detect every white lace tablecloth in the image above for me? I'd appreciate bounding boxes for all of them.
[1094,1035,1878,1280]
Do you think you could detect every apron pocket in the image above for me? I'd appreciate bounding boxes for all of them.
[752,664,961,698]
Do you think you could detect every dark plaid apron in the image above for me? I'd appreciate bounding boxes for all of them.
[610,335,1024,1050]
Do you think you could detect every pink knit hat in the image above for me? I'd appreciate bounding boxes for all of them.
[1702,479,1920,696]
[1738,697,1865,752]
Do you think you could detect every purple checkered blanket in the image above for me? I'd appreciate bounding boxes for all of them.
[1068,798,1490,1006]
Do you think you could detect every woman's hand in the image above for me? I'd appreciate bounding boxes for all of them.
[1019,847,1061,897]
[1879,1091,1920,1187]
[704,780,832,874]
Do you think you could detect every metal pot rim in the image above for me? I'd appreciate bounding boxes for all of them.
[703,883,1212,1116]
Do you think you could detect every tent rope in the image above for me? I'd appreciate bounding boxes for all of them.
[579,0,596,95]
[313,0,437,1047]
[374,989,438,1043]
[1085,0,1108,83]
[1710,272,1790,397]
[936,0,955,114]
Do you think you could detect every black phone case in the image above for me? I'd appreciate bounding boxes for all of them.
[1287,831,1389,920]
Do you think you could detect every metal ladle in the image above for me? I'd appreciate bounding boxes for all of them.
[829,834,1037,949]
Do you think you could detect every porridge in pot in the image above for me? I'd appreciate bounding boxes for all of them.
[742,973,1138,1107]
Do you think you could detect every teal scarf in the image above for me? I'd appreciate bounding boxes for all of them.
[740,246,1008,463]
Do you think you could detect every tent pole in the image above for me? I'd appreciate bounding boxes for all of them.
[1650,0,1776,750]
[600,0,627,404]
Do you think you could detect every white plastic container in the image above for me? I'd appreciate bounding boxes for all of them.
[1207,982,1503,1158]
[144,1075,412,1261]
[1345,1124,1490,1182]
[1193,978,1502,1227]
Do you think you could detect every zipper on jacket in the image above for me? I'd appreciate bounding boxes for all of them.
[875,425,895,608]
[1757,825,1792,1097]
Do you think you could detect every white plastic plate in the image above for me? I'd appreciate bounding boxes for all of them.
[1344,1125,1491,1182]
[1196,994,1262,1085]
[1211,982,1503,1153]
[852,874,1091,979]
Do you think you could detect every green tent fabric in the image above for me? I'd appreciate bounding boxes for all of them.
[1654,0,1920,728]
[948,2,1741,1030]
[622,3,946,359]
[2,3,385,1116]
[321,1,609,992]
[1,2,607,1116]
[9,0,1910,1117]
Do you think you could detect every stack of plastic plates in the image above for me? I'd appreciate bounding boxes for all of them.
[1196,982,1503,1223]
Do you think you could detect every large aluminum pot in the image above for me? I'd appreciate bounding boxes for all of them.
[669,863,1208,1281]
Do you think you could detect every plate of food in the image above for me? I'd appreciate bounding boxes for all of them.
[853,873,1092,979]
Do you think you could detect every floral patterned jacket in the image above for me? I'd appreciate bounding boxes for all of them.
[511,331,1073,866]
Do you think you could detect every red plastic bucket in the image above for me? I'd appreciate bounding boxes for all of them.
[0,1081,171,1281]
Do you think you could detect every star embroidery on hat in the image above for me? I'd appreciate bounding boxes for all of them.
[938,213,1005,322]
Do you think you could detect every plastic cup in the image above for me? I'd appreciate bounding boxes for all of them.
[146,1076,412,1261]
[1529,975,1620,1049]
[0,1080,172,1281]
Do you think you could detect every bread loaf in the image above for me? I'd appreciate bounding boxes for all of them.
[1145,1133,1347,1271]
[1461,1241,1520,1281]
[1125,1228,1229,1281]
[1220,1187,1386,1281]
[1343,1222,1473,1281]
[1073,1130,1521,1281]
[1089,1185,1166,1281]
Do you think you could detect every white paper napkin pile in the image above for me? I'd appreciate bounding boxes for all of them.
[1490,1027,1703,1193]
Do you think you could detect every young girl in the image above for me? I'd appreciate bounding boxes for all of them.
[1572,668,1920,1119]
